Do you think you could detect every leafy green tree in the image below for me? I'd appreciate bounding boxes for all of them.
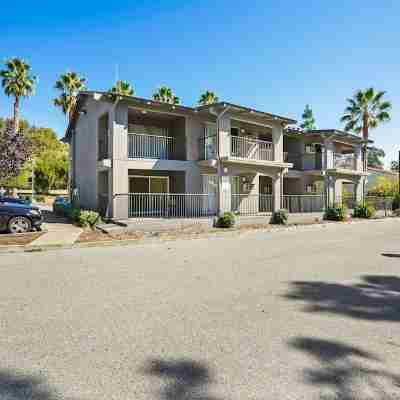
[27,127,69,192]
[0,58,37,132]
[300,104,316,131]
[369,175,399,196]
[108,80,134,100]
[152,86,180,104]
[198,90,219,106]
[0,120,32,180]
[367,147,385,168]
[341,88,391,140]
[53,72,86,121]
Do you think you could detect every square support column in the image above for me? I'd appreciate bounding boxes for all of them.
[325,175,336,208]
[272,124,284,162]
[355,177,365,204]
[111,103,129,220]
[217,164,231,215]
[272,173,282,212]
[355,144,363,172]
[324,140,335,169]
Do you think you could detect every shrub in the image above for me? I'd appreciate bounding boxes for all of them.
[353,203,376,219]
[270,209,288,225]
[324,203,348,221]
[216,212,235,228]
[78,210,101,228]
[392,193,400,211]
[34,195,46,203]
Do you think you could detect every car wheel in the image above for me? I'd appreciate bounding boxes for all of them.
[8,216,32,234]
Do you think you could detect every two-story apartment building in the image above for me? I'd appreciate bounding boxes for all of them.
[64,91,368,220]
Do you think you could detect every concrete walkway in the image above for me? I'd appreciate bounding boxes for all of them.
[30,210,82,247]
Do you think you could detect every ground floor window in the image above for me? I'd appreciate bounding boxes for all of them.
[129,176,169,193]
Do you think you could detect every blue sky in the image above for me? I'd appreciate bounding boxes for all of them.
[1,0,399,165]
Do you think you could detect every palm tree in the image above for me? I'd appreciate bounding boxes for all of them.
[53,72,86,121]
[0,58,36,132]
[108,80,134,99]
[341,88,391,141]
[198,90,219,106]
[152,86,180,104]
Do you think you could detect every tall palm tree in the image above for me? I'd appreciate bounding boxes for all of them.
[0,58,36,132]
[108,80,134,99]
[341,88,391,141]
[198,90,219,106]
[152,86,180,104]
[53,72,86,121]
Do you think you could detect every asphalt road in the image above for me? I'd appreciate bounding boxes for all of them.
[0,220,400,400]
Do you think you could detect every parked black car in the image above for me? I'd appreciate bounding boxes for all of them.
[0,197,29,205]
[0,198,43,233]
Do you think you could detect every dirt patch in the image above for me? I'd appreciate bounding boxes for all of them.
[77,229,145,243]
[0,232,44,246]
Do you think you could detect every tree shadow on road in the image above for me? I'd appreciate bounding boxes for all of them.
[289,337,400,400]
[0,368,78,400]
[284,275,400,322]
[141,359,224,400]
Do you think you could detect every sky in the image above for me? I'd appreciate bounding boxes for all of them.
[1,0,399,166]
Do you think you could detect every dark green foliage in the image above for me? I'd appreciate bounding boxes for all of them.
[216,212,235,228]
[368,147,385,168]
[324,204,348,221]
[300,105,316,131]
[392,193,400,211]
[270,209,289,225]
[353,203,376,219]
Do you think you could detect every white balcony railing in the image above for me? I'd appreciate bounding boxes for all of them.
[282,195,325,213]
[121,193,217,218]
[128,134,174,159]
[231,194,273,214]
[231,136,273,161]
[333,153,356,170]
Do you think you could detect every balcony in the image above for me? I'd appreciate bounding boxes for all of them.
[333,153,356,170]
[128,133,174,160]
[230,136,273,161]
[198,135,275,162]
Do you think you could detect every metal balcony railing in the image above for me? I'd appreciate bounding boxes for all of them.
[231,136,273,161]
[120,193,217,218]
[334,153,356,170]
[128,134,174,159]
[282,195,325,213]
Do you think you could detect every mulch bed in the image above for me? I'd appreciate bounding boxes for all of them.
[0,232,44,246]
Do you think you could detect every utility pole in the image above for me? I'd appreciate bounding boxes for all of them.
[398,150,400,195]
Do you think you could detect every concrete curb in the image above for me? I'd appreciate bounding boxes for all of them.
[0,217,399,255]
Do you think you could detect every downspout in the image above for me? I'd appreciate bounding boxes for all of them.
[209,106,231,217]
